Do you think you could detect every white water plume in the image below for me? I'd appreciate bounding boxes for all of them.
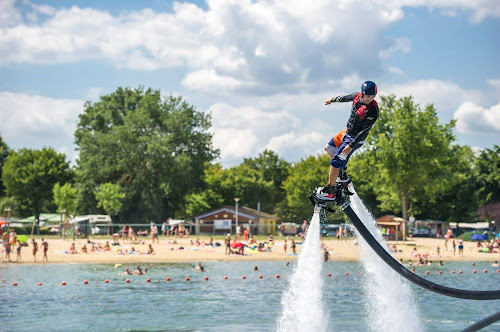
[277,211,327,332]
[350,192,424,332]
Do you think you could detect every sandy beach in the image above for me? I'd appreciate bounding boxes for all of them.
[1,235,498,265]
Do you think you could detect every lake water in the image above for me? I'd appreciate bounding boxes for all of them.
[1,261,499,331]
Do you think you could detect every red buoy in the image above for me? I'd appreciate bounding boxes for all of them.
[185,277,190,281]
[327,273,332,277]
[451,270,455,274]
[258,275,263,279]
[459,270,463,274]
[204,276,209,281]
[438,271,442,275]
[37,282,42,286]
[146,278,151,283]
[83,280,88,284]
[484,269,488,273]
[425,271,430,275]
[61,281,66,286]
[360,272,364,276]
[224,276,228,280]
[166,277,171,282]
[12,282,18,286]
[242,276,246,279]
[125,279,130,283]
[473,270,477,274]
[104,279,109,283]
[344,272,349,276]
[275,274,280,279]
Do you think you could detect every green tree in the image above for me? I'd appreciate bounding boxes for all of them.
[94,183,125,216]
[182,163,274,218]
[351,95,462,221]
[279,154,345,223]
[0,133,9,197]
[53,182,78,216]
[2,148,72,218]
[75,87,218,222]
[242,150,290,196]
[473,145,500,205]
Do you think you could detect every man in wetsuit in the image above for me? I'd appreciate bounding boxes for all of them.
[320,81,379,197]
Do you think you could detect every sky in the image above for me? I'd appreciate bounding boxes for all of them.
[0,0,499,167]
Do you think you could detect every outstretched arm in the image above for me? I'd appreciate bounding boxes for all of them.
[325,92,358,105]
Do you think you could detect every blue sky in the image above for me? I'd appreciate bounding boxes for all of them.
[1,0,499,167]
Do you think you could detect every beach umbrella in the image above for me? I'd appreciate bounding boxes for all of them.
[470,234,488,241]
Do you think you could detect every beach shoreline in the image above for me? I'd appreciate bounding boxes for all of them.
[1,235,499,265]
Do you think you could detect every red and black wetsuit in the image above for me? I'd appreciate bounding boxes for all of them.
[332,92,379,147]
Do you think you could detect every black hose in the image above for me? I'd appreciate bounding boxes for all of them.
[342,204,500,300]
[461,310,500,332]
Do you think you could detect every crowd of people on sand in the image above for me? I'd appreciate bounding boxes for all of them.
[1,228,51,263]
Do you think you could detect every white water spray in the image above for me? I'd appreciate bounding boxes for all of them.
[277,210,327,332]
[350,192,424,332]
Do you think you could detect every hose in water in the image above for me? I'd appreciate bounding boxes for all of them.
[342,204,500,300]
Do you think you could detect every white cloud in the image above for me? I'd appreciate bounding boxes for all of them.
[454,101,500,134]
[379,37,411,58]
[1,0,497,95]
[0,0,22,27]
[0,92,83,162]
[86,87,104,100]
[384,79,485,115]
[388,66,404,75]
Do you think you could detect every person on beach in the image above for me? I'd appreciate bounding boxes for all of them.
[225,233,231,255]
[458,239,464,256]
[319,81,378,197]
[283,239,287,254]
[16,239,22,262]
[32,239,38,262]
[148,244,155,255]
[5,240,11,262]
[452,239,456,256]
[291,238,296,254]
[41,238,49,262]
[69,242,77,254]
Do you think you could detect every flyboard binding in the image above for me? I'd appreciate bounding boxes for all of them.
[309,171,354,213]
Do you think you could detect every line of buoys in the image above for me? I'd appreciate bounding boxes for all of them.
[7,269,499,286]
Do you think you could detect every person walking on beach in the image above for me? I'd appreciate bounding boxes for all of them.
[161,222,167,236]
[41,238,49,262]
[16,240,22,262]
[224,233,231,255]
[32,239,38,262]
[122,225,128,242]
[458,239,464,256]
[291,238,296,254]
[284,239,287,254]
[452,239,456,256]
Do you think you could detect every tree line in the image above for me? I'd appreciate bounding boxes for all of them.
[0,87,498,225]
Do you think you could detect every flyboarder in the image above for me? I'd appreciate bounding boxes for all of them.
[318,81,379,199]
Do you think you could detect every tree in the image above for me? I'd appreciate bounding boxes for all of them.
[242,150,290,197]
[182,162,274,218]
[2,148,72,218]
[0,133,9,197]
[279,154,345,223]
[75,87,218,223]
[473,145,500,206]
[350,95,462,221]
[94,183,125,217]
[53,182,78,216]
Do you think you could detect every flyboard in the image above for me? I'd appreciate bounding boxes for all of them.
[310,174,500,331]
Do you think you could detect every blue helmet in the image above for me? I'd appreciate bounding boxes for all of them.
[361,81,377,95]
